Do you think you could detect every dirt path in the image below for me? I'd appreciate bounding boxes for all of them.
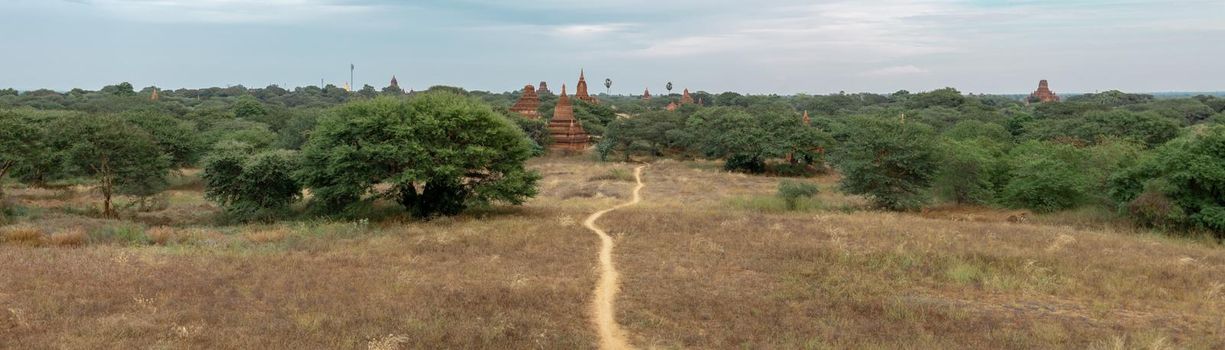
[582,165,645,350]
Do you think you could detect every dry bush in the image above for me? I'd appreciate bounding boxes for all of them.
[1,225,45,246]
[243,227,290,244]
[588,168,635,182]
[45,227,88,247]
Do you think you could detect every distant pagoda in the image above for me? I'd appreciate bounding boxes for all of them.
[665,101,678,111]
[642,88,651,100]
[802,110,811,126]
[574,70,599,104]
[390,75,399,89]
[509,84,541,119]
[150,88,159,101]
[538,81,551,95]
[680,88,695,104]
[1028,80,1060,103]
[548,84,590,151]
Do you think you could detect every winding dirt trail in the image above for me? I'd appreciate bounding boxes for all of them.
[582,165,645,350]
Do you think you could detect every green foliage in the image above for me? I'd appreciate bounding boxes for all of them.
[1110,126,1225,236]
[202,143,303,221]
[832,117,940,210]
[1000,141,1093,212]
[0,110,46,205]
[54,115,172,217]
[201,119,278,150]
[602,111,690,161]
[906,88,965,109]
[298,93,540,218]
[573,100,616,136]
[943,120,1011,143]
[777,180,820,210]
[122,109,204,166]
[688,106,831,173]
[934,139,999,204]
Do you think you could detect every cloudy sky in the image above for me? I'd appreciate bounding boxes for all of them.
[1,0,1222,94]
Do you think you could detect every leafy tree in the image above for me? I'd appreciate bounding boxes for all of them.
[944,120,1011,143]
[298,93,540,218]
[1000,141,1092,212]
[602,111,690,161]
[201,119,278,150]
[55,116,172,217]
[122,110,204,167]
[688,106,832,173]
[934,139,999,204]
[1110,126,1225,236]
[202,143,303,221]
[831,117,940,210]
[907,88,965,109]
[232,96,269,120]
[0,110,45,206]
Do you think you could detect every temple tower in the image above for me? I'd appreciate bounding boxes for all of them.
[548,85,590,151]
[642,88,651,100]
[680,88,695,104]
[1028,79,1060,103]
[575,70,599,104]
[509,84,541,119]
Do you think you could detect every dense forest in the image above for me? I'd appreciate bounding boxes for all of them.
[1,82,1224,239]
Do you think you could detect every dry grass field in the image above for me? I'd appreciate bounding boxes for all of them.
[2,156,1223,349]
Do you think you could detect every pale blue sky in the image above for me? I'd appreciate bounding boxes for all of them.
[1,0,1222,94]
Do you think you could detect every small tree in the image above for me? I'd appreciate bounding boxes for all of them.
[203,143,303,221]
[832,117,940,210]
[298,93,540,218]
[1000,141,1092,212]
[934,139,999,205]
[777,180,819,211]
[56,116,172,217]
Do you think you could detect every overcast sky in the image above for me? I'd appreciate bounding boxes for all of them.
[1,0,1222,94]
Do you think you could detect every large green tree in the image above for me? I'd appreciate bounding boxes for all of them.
[55,116,172,217]
[298,92,540,218]
[831,117,940,210]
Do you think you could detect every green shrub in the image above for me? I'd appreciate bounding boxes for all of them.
[1110,125,1225,237]
[832,117,940,210]
[1001,142,1092,212]
[934,139,999,205]
[777,180,820,211]
[203,144,303,222]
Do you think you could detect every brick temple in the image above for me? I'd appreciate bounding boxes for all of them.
[1029,80,1060,103]
[642,88,651,100]
[680,88,695,105]
[509,84,541,119]
[538,81,551,95]
[574,70,599,104]
[548,84,590,151]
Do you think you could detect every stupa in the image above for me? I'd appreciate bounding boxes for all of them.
[509,84,541,119]
[548,85,590,151]
[150,88,159,101]
[642,88,651,100]
[665,101,678,111]
[802,111,811,126]
[575,70,599,104]
[1028,80,1060,103]
[538,81,551,94]
[390,75,399,89]
[680,89,695,104]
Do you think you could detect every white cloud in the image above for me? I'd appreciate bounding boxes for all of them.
[551,23,635,38]
[861,65,929,77]
[73,0,378,23]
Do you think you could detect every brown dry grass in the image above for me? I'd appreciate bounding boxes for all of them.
[0,157,1222,349]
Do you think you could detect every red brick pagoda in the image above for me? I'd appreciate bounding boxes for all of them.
[538,81,551,95]
[680,88,695,105]
[509,84,541,119]
[575,70,599,104]
[1028,80,1060,103]
[642,88,651,100]
[548,85,590,152]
